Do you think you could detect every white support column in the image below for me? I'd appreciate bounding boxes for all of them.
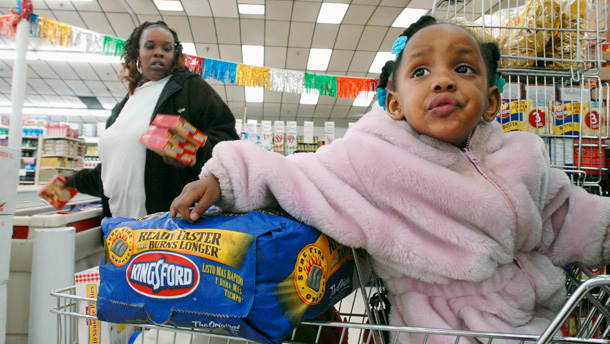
[8,18,29,151]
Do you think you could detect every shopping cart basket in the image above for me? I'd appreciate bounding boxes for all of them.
[51,252,610,344]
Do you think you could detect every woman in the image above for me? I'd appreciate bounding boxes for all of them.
[66,21,239,218]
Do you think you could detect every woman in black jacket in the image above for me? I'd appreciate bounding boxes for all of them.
[66,21,238,219]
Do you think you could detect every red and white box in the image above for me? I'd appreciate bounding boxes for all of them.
[151,114,208,146]
[75,266,134,344]
[144,125,199,153]
[139,131,196,166]
[37,174,78,210]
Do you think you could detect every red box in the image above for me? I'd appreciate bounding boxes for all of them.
[574,139,606,175]
[37,174,78,210]
[139,131,196,166]
[144,125,199,153]
[151,114,207,146]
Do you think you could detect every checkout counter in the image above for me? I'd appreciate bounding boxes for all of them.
[7,186,103,344]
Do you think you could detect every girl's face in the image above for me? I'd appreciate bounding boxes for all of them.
[386,24,500,148]
[138,26,175,82]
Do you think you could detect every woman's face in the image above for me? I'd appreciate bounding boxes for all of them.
[138,26,175,82]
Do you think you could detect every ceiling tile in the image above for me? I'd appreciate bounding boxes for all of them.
[71,63,100,80]
[72,1,104,11]
[79,12,115,36]
[65,80,94,97]
[46,79,74,95]
[209,0,238,18]
[98,0,130,12]
[381,27,404,51]
[48,61,79,80]
[240,19,265,45]
[28,60,59,79]
[348,51,376,74]
[244,103,263,118]
[264,103,281,117]
[335,97,356,106]
[407,0,435,10]
[103,81,127,97]
[297,104,316,116]
[61,95,86,108]
[53,11,87,29]
[380,0,410,6]
[162,16,194,43]
[357,26,388,51]
[285,47,308,71]
[84,80,112,97]
[265,21,289,47]
[124,0,159,15]
[0,61,12,77]
[196,43,220,59]
[282,92,300,104]
[292,1,320,23]
[263,90,282,103]
[351,0,382,5]
[280,103,298,118]
[265,47,287,69]
[24,95,47,106]
[335,25,364,50]
[343,5,376,25]
[327,50,354,74]
[288,22,315,48]
[218,44,242,63]
[317,96,336,105]
[28,79,55,95]
[0,93,9,105]
[190,17,218,44]
[182,0,213,16]
[209,84,227,101]
[332,105,350,117]
[228,101,245,119]
[96,96,119,109]
[0,78,11,93]
[368,6,402,26]
[107,13,138,39]
[91,63,121,81]
[44,1,76,11]
[266,1,293,21]
[42,95,68,107]
[312,104,332,117]
[311,24,340,49]
[215,18,241,44]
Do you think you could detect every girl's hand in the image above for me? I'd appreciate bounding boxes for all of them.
[170,176,220,221]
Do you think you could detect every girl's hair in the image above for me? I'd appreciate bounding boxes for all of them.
[378,15,501,92]
[120,21,186,95]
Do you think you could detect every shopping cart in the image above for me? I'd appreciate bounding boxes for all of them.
[51,250,610,344]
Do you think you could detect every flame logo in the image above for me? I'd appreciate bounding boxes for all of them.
[304,254,323,275]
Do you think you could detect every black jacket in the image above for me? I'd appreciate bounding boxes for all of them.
[66,69,239,218]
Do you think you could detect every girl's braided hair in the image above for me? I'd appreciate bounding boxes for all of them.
[378,15,501,93]
[120,21,186,95]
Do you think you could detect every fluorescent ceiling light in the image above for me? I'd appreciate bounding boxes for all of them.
[300,92,319,105]
[242,45,264,67]
[317,3,349,24]
[392,8,428,27]
[182,43,197,56]
[245,87,264,103]
[154,0,184,11]
[369,52,394,73]
[239,4,265,15]
[353,91,374,107]
[307,49,332,71]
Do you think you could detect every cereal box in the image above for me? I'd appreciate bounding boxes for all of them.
[551,101,568,135]
[143,125,199,153]
[563,102,582,136]
[499,100,511,133]
[509,99,528,131]
[37,174,78,210]
[152,114,208,146]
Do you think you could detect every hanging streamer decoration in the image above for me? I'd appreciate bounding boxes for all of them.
[36,16,73,48]
[270,69,304,94]
[336,77,377,99]
[72,26,104,54]
[202,58,237,84]
[185,55,204,76]
[0,15,17,38]
[304,73,337,97]
[102,36,125,56]
[236,65,271,89]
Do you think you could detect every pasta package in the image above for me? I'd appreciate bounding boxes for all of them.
[96,210,369,344]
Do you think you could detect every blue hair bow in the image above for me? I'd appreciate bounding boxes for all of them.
[377,88,388,110]
[392,36,408,57]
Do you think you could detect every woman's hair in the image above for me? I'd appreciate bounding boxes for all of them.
[378,15,501,92]
[120,21,186,95]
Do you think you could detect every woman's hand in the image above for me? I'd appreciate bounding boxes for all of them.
[163,155,188,168]
[170,176,220,221]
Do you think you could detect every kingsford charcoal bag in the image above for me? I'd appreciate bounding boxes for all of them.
[97,210,368,344]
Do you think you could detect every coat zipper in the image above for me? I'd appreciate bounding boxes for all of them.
[462,136,536,291]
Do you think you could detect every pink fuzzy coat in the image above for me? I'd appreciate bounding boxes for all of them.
[201,104,610,343]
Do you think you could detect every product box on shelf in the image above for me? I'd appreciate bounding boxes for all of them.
[563,102,583,136]
[0,146,19,215]
[75,266,135,344]
[525,84,556,101]
[582,102,607,137]
[151,114,208,146]
[574,139,606,176]
[523,100,550,135]
[143,125,199,153]
[500,82,523,100]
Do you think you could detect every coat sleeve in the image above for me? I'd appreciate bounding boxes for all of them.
[201,139,371,248]
[184,77,239,173]
[539,161,610,267]
[64,163,103,197]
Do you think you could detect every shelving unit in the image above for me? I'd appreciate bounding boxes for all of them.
[83,136,100,169]
[35,137,85,185]
[19,136,39,185]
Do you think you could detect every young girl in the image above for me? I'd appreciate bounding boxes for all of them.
[170,16,610,343]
